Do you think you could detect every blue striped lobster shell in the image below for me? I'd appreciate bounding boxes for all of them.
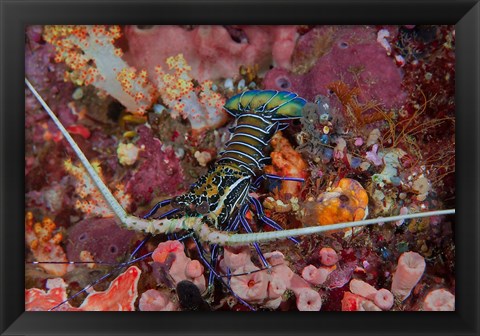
[171,90,307,230]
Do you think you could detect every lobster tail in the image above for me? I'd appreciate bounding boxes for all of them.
[224,90,306,120]
[219,90,307,175]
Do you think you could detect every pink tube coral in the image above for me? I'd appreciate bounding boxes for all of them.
[391,251,426,301]
[301,264,335,286]
[374,289,394,310]
[152,240,206,292]
[139,289,178,311]
[295,288,322,311]
[423,289,455,311]
[230,264,269,303]
[348,279,393,310]
[349,279,378,299]
[319,247,339,266]
[341,291,381,311]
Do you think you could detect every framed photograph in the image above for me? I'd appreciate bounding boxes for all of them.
[1,0,479,335]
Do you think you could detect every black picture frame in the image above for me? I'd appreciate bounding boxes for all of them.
[1,0,479,335]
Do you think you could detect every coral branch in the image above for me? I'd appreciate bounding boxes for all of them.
[43,25,157,114]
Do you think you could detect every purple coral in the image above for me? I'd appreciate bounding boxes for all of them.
[66,217,136,263]
[125,126,186,205]
[264,26,406,110]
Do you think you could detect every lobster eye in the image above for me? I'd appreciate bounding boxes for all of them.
[196,201,210,215]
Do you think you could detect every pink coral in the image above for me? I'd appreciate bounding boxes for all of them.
[423,289,455,311]
[124,25,298,82]
[152,240,206,292]
[349,279,378,299]
[349,279,394,310]
[319,247,339,266]
[374,289,394,310]
[295,288,323,311]
[221,249,322,310]
[289,273,323,311]
[230,264,269,303]
[43,25,157,114]
[139,289,179,311]
[341,291,381,311]
[25,266,141,311]
[222,245,253,271]
[391,251,426,301]
[301,264,335,286]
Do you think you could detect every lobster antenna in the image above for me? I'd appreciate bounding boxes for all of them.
[25,78,129,223]
[226,208,455,245]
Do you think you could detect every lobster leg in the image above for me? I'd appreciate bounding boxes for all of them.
[192,237,256,311]
[251,173,305,190]
[142,198,173,218]
[239,215,270,268]
[207,214,242,288]
[248,196,300,244]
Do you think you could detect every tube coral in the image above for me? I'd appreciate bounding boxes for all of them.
[422,289,455,311]
[152,240,206,292]
[301,264,335,286]
[319,247,339,266]
[139,289,179,311]
[43,25,157,114]
[348,279,394,310]
[374,289,394,310]
[230,264,269,303]
[391,251,426,301]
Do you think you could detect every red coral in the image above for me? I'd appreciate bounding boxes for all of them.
[25,266,141,311]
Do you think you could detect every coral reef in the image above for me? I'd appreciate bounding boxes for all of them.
[125,125,186,205]
[220,247,322,311]
[264,131,308,200]
[25,25,455,312]
[139,288,179,311]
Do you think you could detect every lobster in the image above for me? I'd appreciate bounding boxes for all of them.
[25,78,455,310]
